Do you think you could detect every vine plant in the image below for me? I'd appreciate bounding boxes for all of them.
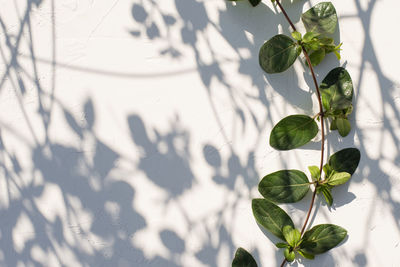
[230,1,361,266]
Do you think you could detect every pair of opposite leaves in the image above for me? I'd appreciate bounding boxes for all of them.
[270,66,353,150]
[233,147,360,266]
[258,147,360,204]
[259,2,338,73]
[230,1,354,266]
[233,220,347,266]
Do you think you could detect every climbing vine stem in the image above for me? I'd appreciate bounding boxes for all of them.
[232,1,361,266]
[274,4,325,266]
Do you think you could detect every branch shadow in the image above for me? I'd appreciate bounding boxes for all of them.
[0,0,398,267]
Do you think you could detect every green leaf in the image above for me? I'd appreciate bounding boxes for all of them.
[327,172,351,186]
[319,37,334,45]
[328,148,361,175]
[270,115,319,150]
[345,105,353,116]
[330,118,337,130]
[320,67,354,111]
[333,43,343,60]
[283,225,301,247]
[296,45,302,55]
[248,0,261,7]
[308,166,320,181]
[232,247,258,267]
[309,48,325,66]
[302,31,319,43]
[301,2,338,35]
[252,199,294,240]
[276,242,289,248]
[300,224,347,254]
[259,34,301,73]
[322,163,333,177]
[336,117,351,137]
[308,40,320,51]
[291,31,302,41]
[297,249,315,260]
[334,50,341,60]
[284,248,296,262]
[320,186,333,206]
[258,170,310,203]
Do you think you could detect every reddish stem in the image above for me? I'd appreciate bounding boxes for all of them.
[274,0,326,266]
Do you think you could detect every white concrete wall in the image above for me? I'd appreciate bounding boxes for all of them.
[0,0,399,266]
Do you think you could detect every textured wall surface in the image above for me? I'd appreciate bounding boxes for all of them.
[0,0,399,266]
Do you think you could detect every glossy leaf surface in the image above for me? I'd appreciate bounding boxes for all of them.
[248,0,261,7]
[276,242,289,249]
[329,148,360,175]
[232,248,258,267]
[320,186,333,206]
[336,117,351,137]
[308,166,320,181]
[258,170,310,203]
[309,48,325,66]
[303,31,319,43]
[259,34,300,73]
[284,248,295,262]
[301,2,338,35]
[320,67,353,111]
[330,118,338,130]
[323,163,333,177]
[252,199,294,240]
[327,172,351,186]
[291,31,302,41]
[300,224,347,254]
[283,225,301,247]
[270,115,318,150]
[298,250,315,260]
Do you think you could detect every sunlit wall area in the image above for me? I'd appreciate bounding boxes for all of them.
[0,0,399,266]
